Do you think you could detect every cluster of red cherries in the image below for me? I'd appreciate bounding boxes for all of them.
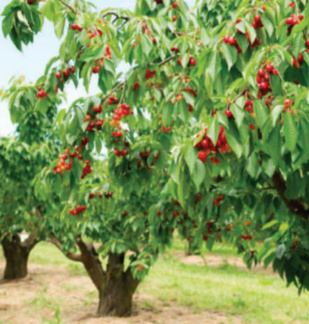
[92,46,112,74]
[195,126,230,164]
[145,68,156,79]
[223,35,242,54]
[107,96,119,105]
[85,106,104,133]
[53,150,73,174]
[286,14,304,33]
[213,195,225,206]
[255,63,278,98]
[69,206,86,216]
[112,103,133,121]
[81,159,93,179]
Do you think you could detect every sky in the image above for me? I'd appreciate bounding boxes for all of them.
[0,0,195,137]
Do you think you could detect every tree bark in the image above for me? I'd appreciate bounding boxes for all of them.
[2,235,36,280]
[75,238,140,317]
[97,253,139,317]
[186,237,199,256]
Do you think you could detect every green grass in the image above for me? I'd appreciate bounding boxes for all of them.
[3,242,309,324]
[170,237,239,256]
[142,254,309,324]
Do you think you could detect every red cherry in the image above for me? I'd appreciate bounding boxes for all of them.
[198,151,207,163]
[258,69,265,77]
[63,69,70,78]
[38,90,47,98]
[173,17,177,22]
[224,110,233,119]
[55,72,61,79]
[284,99,291,106]
[28,0,35,4]
[93,66,100,74]
[254,15,261,23]
[172,2,178,8]
[89,193,95,199]
[298,54,304,64]
[286,17,293,25]
[272,68,278,75]
[265,65,273,73]
[306,39,309,48]
[71,24,78,30]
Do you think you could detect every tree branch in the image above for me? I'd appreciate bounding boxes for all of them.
[102,11,131,22]
[101,55,176,102]
[272,171,309,221]
[76,236,106,292]
[48,234,83,262]
[58,0,77,14]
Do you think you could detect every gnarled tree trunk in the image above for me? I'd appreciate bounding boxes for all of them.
[2,235,36,280]
[76,239,140,317]
[97,253,139,317]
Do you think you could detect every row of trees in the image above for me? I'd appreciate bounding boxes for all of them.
[1,0,309,317]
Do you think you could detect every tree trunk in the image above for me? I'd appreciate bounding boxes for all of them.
[186,237,199,256]
[97,253,139,317]
[76,239,140,317]
[2,235,33,280]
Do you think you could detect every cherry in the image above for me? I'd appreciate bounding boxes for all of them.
[306,39,309,48]
[93,66,100,74]
[298,54,304,64]
[63,69,70,78]
[92,106,102,113]
[284,99,291,106]
[198,151,207,163]
[258,69,265,77]
[224,110,233,119]
[265,64,273,73]
[156,210,162,216]
[89,193,95,199]
[28,0,35,4]
[38,90,47,98]
[172,2,178,8]
[173,17,177,22]
[196,193,202,200]
[71,24,78,30]
[254,14,261,23]
[55,72,61,79]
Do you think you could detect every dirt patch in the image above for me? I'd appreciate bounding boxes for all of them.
[174,251,274,274]
[0,259,243,324]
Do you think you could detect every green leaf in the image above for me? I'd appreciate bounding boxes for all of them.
[276,244,286,260]
[184,144,197,176]
[262,220,278,231]
[55,16,65,39]
[207,116,219,146]
[283,112,298,152]
[221,43,237,71]
[192,160,206,189]
[230,104,245,129]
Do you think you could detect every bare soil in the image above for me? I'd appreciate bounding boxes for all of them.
[0,259,243,324]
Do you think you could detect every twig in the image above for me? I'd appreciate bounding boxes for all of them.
[58,0,77,14]
[102,11,131,22]
[101,55,176,103]
[48,234,83,262]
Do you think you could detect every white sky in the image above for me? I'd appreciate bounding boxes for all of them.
[0,0,195,137]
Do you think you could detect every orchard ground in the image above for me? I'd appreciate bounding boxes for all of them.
[1,242,309,324]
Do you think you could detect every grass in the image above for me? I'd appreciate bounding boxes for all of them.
[2,241,309,323]
[142,255,309,324]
